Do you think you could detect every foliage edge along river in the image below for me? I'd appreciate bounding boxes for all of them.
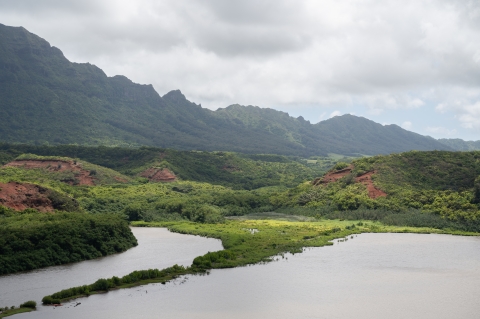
[39,218,478,305]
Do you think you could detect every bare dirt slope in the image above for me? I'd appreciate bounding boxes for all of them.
[355,171,387,199]
[0,182,55,212]
[313,165,387,199]
[140,168,176,182]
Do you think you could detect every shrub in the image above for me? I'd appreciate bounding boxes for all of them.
[333,162,349,171]
[343,173,354,185]
[473,176,480,204]
[92,278,109,291]
[20,301,37,308]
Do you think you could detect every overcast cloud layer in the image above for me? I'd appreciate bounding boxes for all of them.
[1,0,479,140]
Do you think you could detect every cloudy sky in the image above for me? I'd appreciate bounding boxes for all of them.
[1,0,480,140]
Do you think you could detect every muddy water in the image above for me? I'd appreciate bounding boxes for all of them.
[11,233,480,319]
[0,227,223,307]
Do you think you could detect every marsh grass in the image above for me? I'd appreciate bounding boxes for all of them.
[226,212,316,222]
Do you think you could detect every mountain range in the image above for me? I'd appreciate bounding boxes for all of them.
[0,23,476,156]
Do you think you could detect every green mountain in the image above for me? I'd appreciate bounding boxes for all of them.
[216,106,450,155]
[0,23,451,156]
[437,138,480,151]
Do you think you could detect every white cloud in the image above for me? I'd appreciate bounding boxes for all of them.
[330,111,342,118]
[318,112,328,122]
[425,126,458,136]
[402,121,413,130]
[458,102,480,129]
[432,90,480,131]
[0,0,479,137]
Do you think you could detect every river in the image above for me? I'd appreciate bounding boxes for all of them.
[0,227,223,307]
[5,232,480,319]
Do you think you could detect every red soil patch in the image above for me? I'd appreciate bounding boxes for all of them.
[313,165,387,199]
[313,165,354,185]
[140,168,176,182]
[4,159,95,186]
[0,182,54,212]
[354,171,387,199]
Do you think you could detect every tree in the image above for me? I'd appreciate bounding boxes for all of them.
[473,176,480,204]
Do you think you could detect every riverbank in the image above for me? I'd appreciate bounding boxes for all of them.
[0,308,34,318]
[41,219,478,304]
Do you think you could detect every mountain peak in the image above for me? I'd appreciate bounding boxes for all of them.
[163,90,186,102]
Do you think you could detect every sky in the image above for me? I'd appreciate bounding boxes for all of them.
[1,0,480,140]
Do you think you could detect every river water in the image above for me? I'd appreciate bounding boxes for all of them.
[5,232,480,319]
[0,227,223,307]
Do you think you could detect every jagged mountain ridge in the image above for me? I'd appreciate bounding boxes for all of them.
[0,23,452,156]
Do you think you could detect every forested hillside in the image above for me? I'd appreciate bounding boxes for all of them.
[0,144,328,189]
[274,151,480,232]
[0,210,137,275]
[0,23,451,156]
[438,138,480,151]
[1,145,479,277]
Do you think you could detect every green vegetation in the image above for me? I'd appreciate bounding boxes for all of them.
[12,153,132,185]
[3,23,480,312]
[0,143,477,305]
[1,147,479,232]
[0,210,137,275]
[273,151,480,232]
[332,161,349,170]
[42,264,188,304]
[42,219,478,303]
[0,307,34,318]
[0,302,36,318]
[438,138,480,151]
[0,144,326,190]
[79,180,274,222]
[1,145,479,279]
[0,24,450,156]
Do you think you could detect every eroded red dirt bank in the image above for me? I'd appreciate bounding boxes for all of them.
[0,182,54,212]
[313,165,387,199]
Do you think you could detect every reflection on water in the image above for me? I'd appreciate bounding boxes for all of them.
[12,233,480,319]
[0,227,223,306]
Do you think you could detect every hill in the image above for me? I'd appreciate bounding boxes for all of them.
[437,139,480,151]
[0,144,328,190]
[273,151,480,231]
[0,23,451,156]
[1,154,131,186]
